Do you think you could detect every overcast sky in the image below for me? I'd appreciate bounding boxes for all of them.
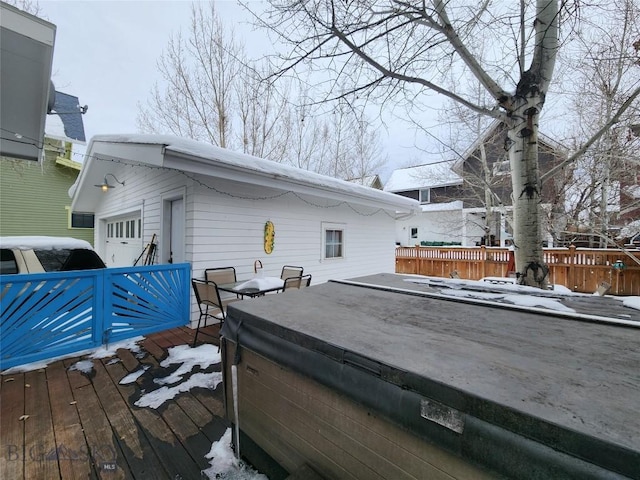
[42,1,237,146]
[39,0,434,178]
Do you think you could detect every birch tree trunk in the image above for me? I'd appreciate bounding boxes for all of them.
[505,0,558,287]
[507,99,547,286]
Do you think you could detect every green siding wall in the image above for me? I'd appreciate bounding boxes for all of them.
[0,144,94,245]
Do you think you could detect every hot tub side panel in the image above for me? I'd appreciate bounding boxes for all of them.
[222,338,499,480]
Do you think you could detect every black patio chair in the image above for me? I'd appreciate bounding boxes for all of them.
[280,265,304,280]
[191,278,241,346]
[282,274,312,292]
[205,266,242,299]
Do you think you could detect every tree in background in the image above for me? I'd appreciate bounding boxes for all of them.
[436,73,514,247]
[428,1,637,250]
[348,110,387,182]
[137,2,242,148]
[237,60,291,160]
[137,1,386,182]
[3,0,41,15]
[549,0,640,247]
[252,0,639,288]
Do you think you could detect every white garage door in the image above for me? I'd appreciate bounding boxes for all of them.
[104,215,143,267]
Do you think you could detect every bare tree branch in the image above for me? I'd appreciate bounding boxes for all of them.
[541,85,640,182]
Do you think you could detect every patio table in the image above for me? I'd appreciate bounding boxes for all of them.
[218,276,285,298]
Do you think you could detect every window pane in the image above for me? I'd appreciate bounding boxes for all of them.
[325,229,344,258]
[71,213,95,229]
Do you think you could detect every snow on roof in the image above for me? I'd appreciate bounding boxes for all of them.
[384,161,462,192]
[84,134,417,212]
[420,200,463,212]
[0,236,93,250]
[620,219,640,238]
[346,175,382,188]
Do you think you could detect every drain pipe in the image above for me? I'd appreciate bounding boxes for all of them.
[231,320,243,463]
[232,363,240,462]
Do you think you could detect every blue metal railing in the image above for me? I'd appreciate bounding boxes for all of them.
[0,263,190,370]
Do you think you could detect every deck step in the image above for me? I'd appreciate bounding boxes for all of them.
[285,464,326,480]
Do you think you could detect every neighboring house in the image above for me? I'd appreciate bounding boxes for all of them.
[0,139,94,244]
[0,2,55,161]
[621,219,640,247]
[384,161,466,246]
[0,3,91,241]
[1,2,87,154]
[346,174,384,190]
[386,122,567,247]
[69,134,419,325]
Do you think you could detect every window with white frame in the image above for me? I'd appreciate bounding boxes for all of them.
[419,189,430,204]
[322,223,345,259]
[107,217,141,241]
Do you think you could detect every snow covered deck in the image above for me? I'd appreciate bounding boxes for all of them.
[0,325,240,479]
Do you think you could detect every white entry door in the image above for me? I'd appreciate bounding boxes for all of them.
[105,215,143,266]
[169,198,185,264]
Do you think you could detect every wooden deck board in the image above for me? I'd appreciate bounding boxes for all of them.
[193,388,226,418]
[0,325,225,480]
[71,368,135,479]
[46,360,94,480]
[1,373,25,479]
[23,369,59,479]
[116,347,141,373]
[91,359,168,479]
[102,358,205,480]
[139,336,166,362]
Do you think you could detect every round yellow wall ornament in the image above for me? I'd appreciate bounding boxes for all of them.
[264,221,275,254]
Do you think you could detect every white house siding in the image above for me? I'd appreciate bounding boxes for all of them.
[74,135,420,330]
[93,166,183,264]
[187,177,397,327]
[395,208,467,246]
[189,175,397,281]
[93,168,398,327]
[461,213,487,247]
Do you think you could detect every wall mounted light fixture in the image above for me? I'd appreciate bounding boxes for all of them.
[94,173,125,192]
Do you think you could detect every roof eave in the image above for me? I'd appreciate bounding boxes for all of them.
[72,136,419,215]
[167,149,419,214]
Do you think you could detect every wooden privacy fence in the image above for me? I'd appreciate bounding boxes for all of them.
[0,263,191,370]
[396,245,640,295]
